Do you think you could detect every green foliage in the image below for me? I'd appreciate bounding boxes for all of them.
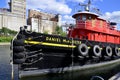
[43,30,49,34]
[54,26,66,36]
[0,27,17,36]
[0,27,17,42]
[0,36,13,42]
[60,32,66,37]
[55,26,63,34]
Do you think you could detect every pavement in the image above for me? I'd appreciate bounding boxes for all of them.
[0,42,10,45]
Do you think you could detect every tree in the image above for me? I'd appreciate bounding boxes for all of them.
[43,30,49,34]
[54,26,66,36]
[0,27,17,36]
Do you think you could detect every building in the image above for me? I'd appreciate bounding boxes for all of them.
[0,0,26,31]
[27,9,61,34]
[9,0,26,18]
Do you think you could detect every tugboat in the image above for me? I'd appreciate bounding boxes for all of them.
[11,0,120,80]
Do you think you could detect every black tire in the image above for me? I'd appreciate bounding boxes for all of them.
[13,58,26,64]
[113,47,120,56]
[13,52,26,59]
[77,43,88,57]
[104,46,112,57]
[13,39,24,46]
[13,46,25,52]
[92,45,101,57]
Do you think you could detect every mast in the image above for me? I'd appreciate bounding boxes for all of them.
[79,0,91,12]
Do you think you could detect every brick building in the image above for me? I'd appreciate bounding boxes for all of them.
[27,9,61,34]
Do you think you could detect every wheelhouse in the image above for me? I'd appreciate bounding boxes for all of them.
[68,11,120,44]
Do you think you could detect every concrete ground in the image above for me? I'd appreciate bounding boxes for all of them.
[0,42,10,45]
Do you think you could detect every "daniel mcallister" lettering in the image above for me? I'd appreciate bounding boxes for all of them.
[46,37,81,44]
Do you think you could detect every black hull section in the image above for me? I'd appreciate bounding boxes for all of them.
[19,57,120,80]
[11,28,120,80]
[21,52,72,69]
[20,51,105,70]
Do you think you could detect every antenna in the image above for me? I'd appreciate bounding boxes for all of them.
[88,0,91,5]
[92,8,101,15]
[88,0,91,11]
[79,0,91,12]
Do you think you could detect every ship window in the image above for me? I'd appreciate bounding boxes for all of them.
[82,15,86,21]
[88,16,92,20]
[77,16,81,21]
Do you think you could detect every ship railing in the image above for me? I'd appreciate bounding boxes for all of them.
[76,20,120,36]
[76,20,99,30]
[76,20,86,28]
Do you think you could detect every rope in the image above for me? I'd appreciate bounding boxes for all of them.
[23,57,43,65]
[23,50,44,65]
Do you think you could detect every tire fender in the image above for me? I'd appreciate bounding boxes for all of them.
[13,39,24,46]
[113,47,120,56]
[13,46,25,52]
[77,43,88,57]
[105,46,112,57]
[13,52,26,59]
[13,58,26,64]
[93,45,101,57]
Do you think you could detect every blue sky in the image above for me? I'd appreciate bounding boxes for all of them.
[0,0,7,8]
[0,0,120,27]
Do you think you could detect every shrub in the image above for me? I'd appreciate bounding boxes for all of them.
[0,36,13,42]
[0,27,17,36]
[53,26,66,36]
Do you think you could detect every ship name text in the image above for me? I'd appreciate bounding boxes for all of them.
[46,37,81,44]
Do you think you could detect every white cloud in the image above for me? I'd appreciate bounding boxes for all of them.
[101,11,120,23]
[63,15,73,20]
[100,11,120,30]
[62,15,75,24]
[27,0,72,14]
[68,0,86,3]
[67,0,103,3]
